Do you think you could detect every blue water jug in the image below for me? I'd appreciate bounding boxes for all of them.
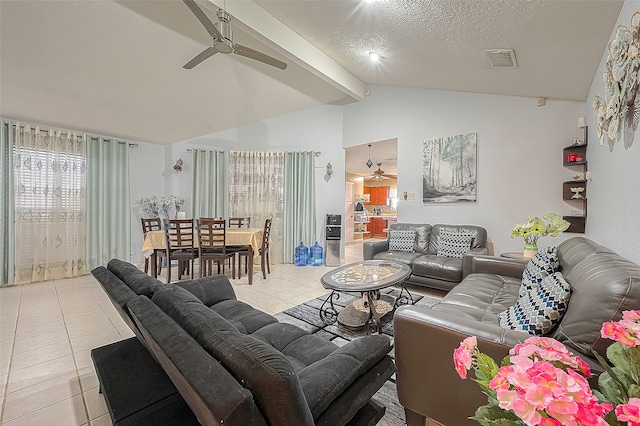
[309,242,323,266]
[295,242,308,266]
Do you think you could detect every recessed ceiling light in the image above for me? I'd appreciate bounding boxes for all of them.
[369,52,381,62]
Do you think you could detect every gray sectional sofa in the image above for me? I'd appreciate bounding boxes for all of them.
[393,237,640,426]
[91,259,394,426]
[363,223,488,291]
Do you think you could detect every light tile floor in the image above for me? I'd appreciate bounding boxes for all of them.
[0,240,442,425]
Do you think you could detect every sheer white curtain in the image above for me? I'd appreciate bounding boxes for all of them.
[229,151,284,263]
[13,125,87,283]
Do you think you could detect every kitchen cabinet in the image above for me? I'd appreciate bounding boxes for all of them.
[353,212,371,240]
[370,217,387,237]
[363,186,389,205]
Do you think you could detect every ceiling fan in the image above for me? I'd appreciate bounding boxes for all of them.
[182,0,287,70]
[366,163,397,180]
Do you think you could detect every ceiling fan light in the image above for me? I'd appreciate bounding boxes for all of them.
[369,52,381,62]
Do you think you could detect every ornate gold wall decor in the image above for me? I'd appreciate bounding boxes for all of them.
[593,12,640,150]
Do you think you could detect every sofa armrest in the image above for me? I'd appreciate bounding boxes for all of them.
[298,334,393,418]
[174,275,238,307]
[466,254,526,278]
[462,248,489,278]
[363,240,389,260]
[393,305,528,425]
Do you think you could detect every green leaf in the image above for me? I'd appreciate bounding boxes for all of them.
[628,383,640,399]
[594,347,630,402]
[471,405,523,426]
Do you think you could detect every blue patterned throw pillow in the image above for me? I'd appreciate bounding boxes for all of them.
[520,246,559,297]
[388,229,416,252]
[498,271,570,336]
[436,230,474,259]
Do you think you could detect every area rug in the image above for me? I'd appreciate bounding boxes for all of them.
[275,288,441,426]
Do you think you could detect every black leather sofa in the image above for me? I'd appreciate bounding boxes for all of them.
[393,237,640,426]
[91,259,395,426]
[363,223,488,291]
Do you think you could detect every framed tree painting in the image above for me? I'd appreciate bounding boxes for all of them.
[422,132,477,203]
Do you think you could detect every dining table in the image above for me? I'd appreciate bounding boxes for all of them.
[141,227,264,285]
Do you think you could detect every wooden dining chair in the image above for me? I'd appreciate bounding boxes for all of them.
[162,219,198,284]
[141,217,165,276]
[237,218,272,280]
[228,217,251,228]
[196,218,236,278]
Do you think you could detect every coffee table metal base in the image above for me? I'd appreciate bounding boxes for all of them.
[320,287,414,335]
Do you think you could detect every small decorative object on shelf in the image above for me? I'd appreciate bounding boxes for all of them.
[510,213,570,258]
[570,187,585,199]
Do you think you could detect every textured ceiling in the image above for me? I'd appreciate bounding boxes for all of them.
[0,0,625,145]
[256,0,624,100]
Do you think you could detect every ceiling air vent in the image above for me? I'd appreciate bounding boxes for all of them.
[485,49,518,68]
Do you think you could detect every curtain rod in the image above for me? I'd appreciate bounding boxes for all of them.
[4,119,139,148]
[185,148,320,156]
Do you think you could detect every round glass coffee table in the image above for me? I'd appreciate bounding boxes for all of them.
[320,260,413,335]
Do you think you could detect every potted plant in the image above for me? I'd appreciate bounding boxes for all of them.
[511,213,570,258]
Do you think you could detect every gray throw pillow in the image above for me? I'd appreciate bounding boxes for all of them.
[436,230,474,259]
[388,229,416,252]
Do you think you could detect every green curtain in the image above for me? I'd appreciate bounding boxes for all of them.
[190,149,228,219]
[0,120,15,285]
[283,151,316,263]
[86,137,131,270]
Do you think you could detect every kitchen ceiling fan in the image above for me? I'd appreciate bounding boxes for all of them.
[182,0,287,70]
[366,163,397,180]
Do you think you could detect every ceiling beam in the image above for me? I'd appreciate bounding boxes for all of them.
[205,0,368,101]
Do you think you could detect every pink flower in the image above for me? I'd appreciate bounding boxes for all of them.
[622,310,640,322]
[616,398,640,425]
[538,418,563,426]
[453,336,477,379]
[601,321,640,347]
[511,396,542,426]
[545,397,578,425]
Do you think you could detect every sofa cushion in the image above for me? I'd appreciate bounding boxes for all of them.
[551,238,640,357]
[373,251,422,266]
[211,300,279,334]
[498,271,570,336]
[107,258,162,297]
[436,230,474,259]
[389,223,431,254]
[429,224,487,255]
[152,286,314,426]
[250,323,338,371]
[412,255,463,283]
[388,229,416,252]
[520,246,559,296]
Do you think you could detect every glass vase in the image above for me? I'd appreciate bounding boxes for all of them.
[523,243,538,259]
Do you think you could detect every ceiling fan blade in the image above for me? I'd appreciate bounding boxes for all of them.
[234,44,287,70]
[183,47,217,69]
[182,0,224,40]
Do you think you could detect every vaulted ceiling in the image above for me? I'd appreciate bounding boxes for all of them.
[0,0,624,145]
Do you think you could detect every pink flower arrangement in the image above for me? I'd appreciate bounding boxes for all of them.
[454,336,612,425]
[454,310,640,425]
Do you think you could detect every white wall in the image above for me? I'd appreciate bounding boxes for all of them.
[585,0,640,264]
[166,105,346,258]
[343,85,585,254]
[128,141,166,265]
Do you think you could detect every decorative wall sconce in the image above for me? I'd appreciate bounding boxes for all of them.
[173,158,184,173]
[324,162,333,182]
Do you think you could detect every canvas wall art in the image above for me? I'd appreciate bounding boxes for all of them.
[422,132,477,203]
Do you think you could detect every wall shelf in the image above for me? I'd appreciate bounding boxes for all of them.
[562,126,588,233]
